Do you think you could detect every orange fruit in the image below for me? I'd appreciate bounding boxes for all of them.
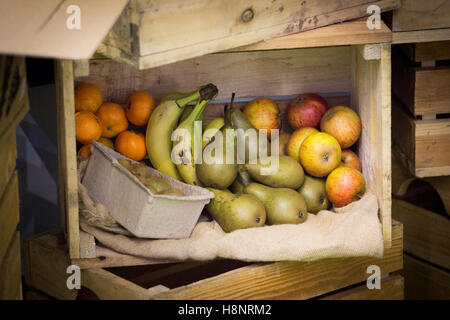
[98,137,114,150]
[115,131,146,161]
[78,144,92,158]
[126,91,155,126]
[75,111,103,144]
[95,102,128,138]
[75,83,103,113]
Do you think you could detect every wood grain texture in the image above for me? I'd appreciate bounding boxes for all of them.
[55,60,79,259]
[320,274,404,300]
[351,44,392,248]
[0,232,22,300]
[414,67,450,116]
[0,171,19,266]
[393,28,450,44]
[393,199,450,270]
[0,129,16,198]
[391,0,450,32]
[78,47,352,102]
[230,19,392,52]
[399,41,450,62]
[401,254,450,300]
[150,223,402,300]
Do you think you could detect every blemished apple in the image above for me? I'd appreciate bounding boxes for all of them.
[326,167,365,207]
[339,149,361,171]
[286,127,318,162]
[287,93,328,130]
[320,106,361,149]
[299,132,341,177]
[243,97,281,139]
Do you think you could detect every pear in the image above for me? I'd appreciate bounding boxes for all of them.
[245,155,304,189]
[297,175,330,213]
[244,182,307,225]
[230,179,245,194]
[206,188,266,232]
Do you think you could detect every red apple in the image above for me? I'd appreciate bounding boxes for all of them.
[326,167,365,207]
[287,93,328,130]
[339,149,362,171]
[320,106,361,149]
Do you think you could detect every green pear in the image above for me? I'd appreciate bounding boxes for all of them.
[297,175,330,213]
[243,182,307,225]
[206,188,266,232]
[245,155,304,189]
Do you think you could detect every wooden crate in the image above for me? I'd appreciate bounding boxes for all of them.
[58,21,392,263]
[0,232,22,300]
[0,171,19,266]
[384,0,450,44]
[24,223,403,300]
[96,0,400,69]
[392,44,450,177]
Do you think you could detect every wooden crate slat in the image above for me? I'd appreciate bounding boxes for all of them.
[0,129,17,197]
[393,199,450,270]
[400,41,450,62]
[414,67,450,116]
[392,28,450,44]
[0,232,22,300]
[319,274,404,300]
[0,171,19,265]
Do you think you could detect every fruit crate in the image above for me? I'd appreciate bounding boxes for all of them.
[391,43,450,177]
[57,20,393,265]
[23,226,403,300]
[383,0,450,44]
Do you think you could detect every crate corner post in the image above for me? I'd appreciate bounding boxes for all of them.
[55,59,80,260]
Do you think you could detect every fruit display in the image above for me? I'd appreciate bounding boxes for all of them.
[75,82,367,234]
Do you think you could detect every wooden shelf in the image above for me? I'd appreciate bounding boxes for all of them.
[392,28,450,44]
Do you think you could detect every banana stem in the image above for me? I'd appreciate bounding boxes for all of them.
[181,99,209,124]
[176,91,201,107]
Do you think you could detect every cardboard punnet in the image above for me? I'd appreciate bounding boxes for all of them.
[0,0,128,59]
[81,141,214,239]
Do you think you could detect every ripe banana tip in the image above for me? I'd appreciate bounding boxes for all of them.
[200,83,218,101]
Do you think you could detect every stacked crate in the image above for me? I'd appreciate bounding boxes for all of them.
[0,56,29,300]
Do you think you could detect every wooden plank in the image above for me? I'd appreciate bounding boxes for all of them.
[423,176,450,214]
[393,28,450,44]
[231,19,392,52]
[0,232,22,300]
[393,199,450,269]
[414,67,450,116]
[400,41,450,62]
[320,274,404,300]
[416,166,450,178]
[23,230,78,300]
[351,44,392,248]
[124,0,400,69]
[77,46,352,102]
[391,0,450,32]
[401,254,450,300]
[391,47,415,116]
[55,60,80,259]
[0,171,19,265]
[415,118,450,172]
[0,129,16,197]
[149,223,402,300]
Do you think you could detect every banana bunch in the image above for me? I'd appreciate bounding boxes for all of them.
[145,84,217,180]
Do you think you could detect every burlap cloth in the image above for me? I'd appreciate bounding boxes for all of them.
[78,159,384,262]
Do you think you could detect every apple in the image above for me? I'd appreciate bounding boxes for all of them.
[326,167,365,207]
[243,97,281,139]
[272,132,291,156]
[339,149,361,171]
[320,106,361,149]
[287,93,328,130]
[286,127,318,162]
[299,132,341,177]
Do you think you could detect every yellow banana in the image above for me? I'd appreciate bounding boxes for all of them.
[146,84,216,180]
[202,117,224,149]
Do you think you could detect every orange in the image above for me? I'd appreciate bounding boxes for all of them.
[75,111,103,144]
[98,137,114,150]
[95,102,128,138]
[115,131,146,161]
[75,83,103,113]
[126,91,155,126]
[78,144,92,158]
